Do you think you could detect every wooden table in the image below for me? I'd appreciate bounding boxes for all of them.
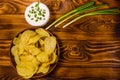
[0,0,120,79]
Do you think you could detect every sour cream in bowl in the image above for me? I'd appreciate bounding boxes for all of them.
[25,2,50,26]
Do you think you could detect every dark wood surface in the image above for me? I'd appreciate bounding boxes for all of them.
[0,0,120,80]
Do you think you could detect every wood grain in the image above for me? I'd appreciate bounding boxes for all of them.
[0,0,120,79]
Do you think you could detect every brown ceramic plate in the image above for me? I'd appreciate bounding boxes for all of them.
[9,27,60,79]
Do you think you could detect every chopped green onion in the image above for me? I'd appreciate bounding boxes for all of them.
[42,14,45,17]
[29,10,32,13]
[31,6,34,8]
[32,9,34,11]
[45,1,95,30]
[28,14,31,17]
[35,19,38,22]
[43,11,46,14]
[63,8,119,28]
[27,2,47,22]
[39,17,42,20]
[37,7,40,11]
[35,2,39,7]
[31,18,34,20]
[38,12,41,15]
[34,14,37,17]
[55,4,108,27]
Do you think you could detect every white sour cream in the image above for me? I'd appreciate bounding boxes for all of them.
[25,2,50,26]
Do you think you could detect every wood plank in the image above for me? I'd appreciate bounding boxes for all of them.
[50,67,120,79]
[0,0,120,79]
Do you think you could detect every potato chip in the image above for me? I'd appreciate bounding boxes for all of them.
[28,35,41,44]
[14,54,21,65]
[22,30,36,37]
[24,45,41,56]
[39,39,44,47]
[11,46,18,56]
[44,36,57,55]
[11,46,21,65]
[20,54,40,66]
[49,49,57,64]
[31,57,40,66]
[13,35,21,45]
[20,54,34,62]
[35,42,39,48]
[20,51,29,56]
[37,63,50,74]
[38,39,45,51]
[20,30,36,44]
[36,52,50,63]
[35,28,50,38]
[14,43,26,56]
[42,50,57,65]
[16,62,38,79]
[18,48,25,55]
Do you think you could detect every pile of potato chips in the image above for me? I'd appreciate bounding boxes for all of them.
[11,28,58,79]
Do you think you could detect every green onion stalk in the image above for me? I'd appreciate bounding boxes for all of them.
[54,4,108,27]
[45,1,119,29]
[45,1,94,30]
[62,8,119,28]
